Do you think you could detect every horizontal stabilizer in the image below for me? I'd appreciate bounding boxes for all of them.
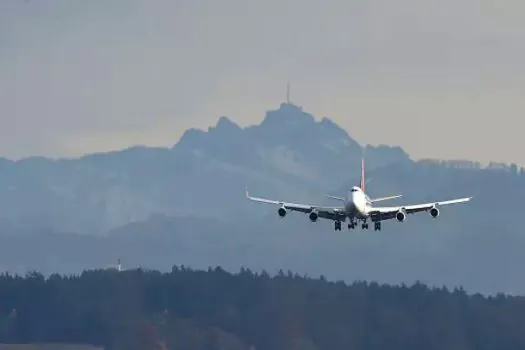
[326,195,345,201]
[371,194,402,203]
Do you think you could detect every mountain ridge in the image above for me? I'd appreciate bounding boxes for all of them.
[0,102,520,237]
[0,102,525,294]
[0,102,410,234]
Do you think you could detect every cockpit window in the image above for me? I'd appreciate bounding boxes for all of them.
[351,188,357,192]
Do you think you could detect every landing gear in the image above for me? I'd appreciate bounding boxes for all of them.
[346,217,359,230]
[345,218,381,231]
[334,221,342,231]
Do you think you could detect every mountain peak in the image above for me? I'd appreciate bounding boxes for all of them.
[175,117,242,151]
[278,102,303,112]
[260,102,314,129]
[213,116,242,132]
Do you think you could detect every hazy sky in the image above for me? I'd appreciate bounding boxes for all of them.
[1,0,524,164]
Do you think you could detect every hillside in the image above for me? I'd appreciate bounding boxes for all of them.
[0,267,525,350]
[0,208,523,295]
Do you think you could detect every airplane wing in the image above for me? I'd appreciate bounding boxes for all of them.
[246,187,347,221]
[368,197,472,221]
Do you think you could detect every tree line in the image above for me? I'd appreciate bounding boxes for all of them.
[0,266,524,350]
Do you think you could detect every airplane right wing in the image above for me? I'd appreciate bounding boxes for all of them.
[246,187,347,222]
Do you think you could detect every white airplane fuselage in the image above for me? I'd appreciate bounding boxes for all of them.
[343,187,370,219]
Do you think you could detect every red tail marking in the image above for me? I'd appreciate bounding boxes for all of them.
[360,158,365,192]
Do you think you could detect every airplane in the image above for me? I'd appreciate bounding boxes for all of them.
[245,158,472,231]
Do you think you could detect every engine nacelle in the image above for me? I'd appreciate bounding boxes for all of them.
[430,207,439,218]
[396,210,406,222]
[309,211,319,222]
[277,207,287,217]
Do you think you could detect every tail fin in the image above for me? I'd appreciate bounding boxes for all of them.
[359,157,365,192]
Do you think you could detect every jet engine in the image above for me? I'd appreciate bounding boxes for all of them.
[430,207,439,218]
[396,209,406,222]
[309,211,319,222]
[278,207,287,217]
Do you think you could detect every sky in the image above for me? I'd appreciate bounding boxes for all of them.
[1,0,524,164]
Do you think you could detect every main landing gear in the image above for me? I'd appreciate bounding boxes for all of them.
[338,218,381,231]
[347,218,358,230]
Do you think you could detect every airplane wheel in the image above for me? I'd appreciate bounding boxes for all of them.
[374,222,381,231]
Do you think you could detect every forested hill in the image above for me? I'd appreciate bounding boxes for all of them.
[1,267,525,350]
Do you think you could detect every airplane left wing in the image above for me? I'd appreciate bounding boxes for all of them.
[368,197,472,221]
[245,187,347,221]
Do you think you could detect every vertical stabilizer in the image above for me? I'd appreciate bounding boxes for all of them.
[360,158,365,192]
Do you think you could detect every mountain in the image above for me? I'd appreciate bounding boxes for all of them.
[2,102,525,294]
[0,102,407,235]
